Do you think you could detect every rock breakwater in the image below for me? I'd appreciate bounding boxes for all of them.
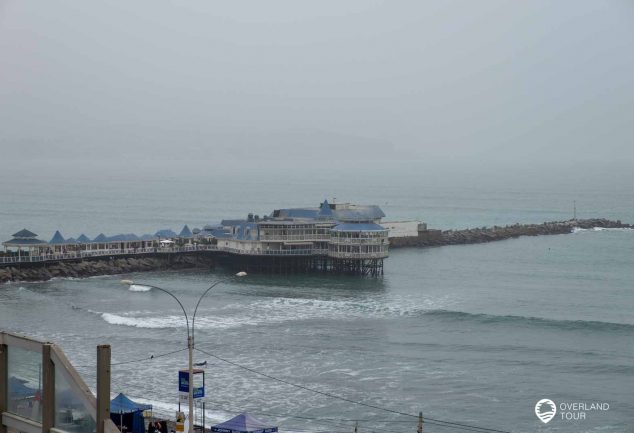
[0,254,213,284]
[389,218,632,248]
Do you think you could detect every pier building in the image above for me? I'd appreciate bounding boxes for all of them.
[212,200,388,275]
[1,201,389,276]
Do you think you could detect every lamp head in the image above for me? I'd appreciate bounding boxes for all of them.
[235,271,247,277]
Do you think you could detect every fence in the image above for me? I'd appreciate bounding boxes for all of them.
[0,331,117,433]
[0,245,219,266]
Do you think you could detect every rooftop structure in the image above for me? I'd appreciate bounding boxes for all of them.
[212,200,388,275]
[2,229,48,257]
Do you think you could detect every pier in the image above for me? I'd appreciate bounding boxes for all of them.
[1,213,630,284]
[1,201,389,281]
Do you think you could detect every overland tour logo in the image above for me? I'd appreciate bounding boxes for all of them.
[535,399,557,423]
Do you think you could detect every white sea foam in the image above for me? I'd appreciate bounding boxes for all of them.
[100,312,184,329]
[573,226,633,233]
[129,284,152,292]
[97,295,453,330]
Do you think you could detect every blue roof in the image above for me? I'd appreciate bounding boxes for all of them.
[155,229,177,238]
[93,233,108,242]
[49,230,66,244]
[318,200,333,218]
[179,225,193,238]
[110,393,152,414]
[76,234,91,243]
[210,229,232,239]
[276,208,319,219]
[9,376,37,398]
[331,223,387,232]
[211,413,277,433]
[3,238,48,246]
[12,229,38,238]
[65,237,77,244]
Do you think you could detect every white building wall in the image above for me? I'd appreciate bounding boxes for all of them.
[382,221,425,238]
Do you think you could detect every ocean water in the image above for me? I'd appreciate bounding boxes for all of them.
[0,163,633,433]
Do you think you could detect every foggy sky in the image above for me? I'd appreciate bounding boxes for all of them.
[1,0,633,168]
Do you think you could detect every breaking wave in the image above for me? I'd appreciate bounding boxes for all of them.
[91,295,632,334]
[93,296,451,329]
[128,284,152,292]
[573,227,633,233]
[422,309,634,332]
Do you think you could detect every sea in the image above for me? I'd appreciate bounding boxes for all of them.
[0,161,632,433]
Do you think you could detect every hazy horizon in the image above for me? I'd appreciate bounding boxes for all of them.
[1,0,633,171]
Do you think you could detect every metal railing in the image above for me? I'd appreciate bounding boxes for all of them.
[258,234,330,241]
[223,247,325,256]
[1,241,389,265]
[0,245,218,265]
[329,237,388,245]
[328,251,389,259]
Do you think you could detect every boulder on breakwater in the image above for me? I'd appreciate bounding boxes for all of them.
[388,218,632,248]
[0,254,213,284]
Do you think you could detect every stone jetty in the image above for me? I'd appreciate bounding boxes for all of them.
[389,218,632,248]
[0,254,213,284]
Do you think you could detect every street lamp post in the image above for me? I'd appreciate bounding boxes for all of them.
[121,271,247,433]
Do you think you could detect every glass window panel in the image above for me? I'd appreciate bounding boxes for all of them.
[7,346,43,422]
[55,368,96,433]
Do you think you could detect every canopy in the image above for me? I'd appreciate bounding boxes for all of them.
[110,393,151,414]
[155,229,177,238]
[211,413,277,433]
[179,225,193,238]
[49,230,66,244]
[110,393,151,433]
[9,376,37,398]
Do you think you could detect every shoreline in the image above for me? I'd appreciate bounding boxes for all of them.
[0,253,214,285]
[0,218,630,284]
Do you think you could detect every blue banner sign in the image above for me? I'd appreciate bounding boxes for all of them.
[178,370,205,399]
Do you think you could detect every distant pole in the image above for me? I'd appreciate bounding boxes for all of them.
[417,412,423,433]
[573,200,577,220]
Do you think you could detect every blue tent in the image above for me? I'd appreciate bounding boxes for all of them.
[155,229,177,238]
[77,234,91,243]
[9,376,37,398]
[110,393,151,433]
[179,225,193,238]
[318,199,334,218]
[49,230,66,244]
[211,413,277,433]
[93,233,108,243]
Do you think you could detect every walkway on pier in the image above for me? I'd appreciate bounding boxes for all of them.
[0,245,218,266]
